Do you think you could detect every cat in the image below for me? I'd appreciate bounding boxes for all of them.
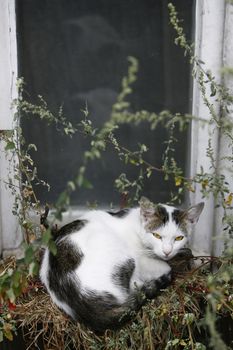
[40,197,204,332]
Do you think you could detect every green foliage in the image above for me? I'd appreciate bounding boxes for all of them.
[0,2,233,348]
[0,304,17,342]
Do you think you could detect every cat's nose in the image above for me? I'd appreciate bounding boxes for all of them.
[163,248,172,256]
[164,252,171,257]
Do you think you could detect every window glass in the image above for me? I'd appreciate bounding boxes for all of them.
[16,0,194,207]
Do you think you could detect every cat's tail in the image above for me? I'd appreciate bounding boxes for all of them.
[40,205,59,236]
[70,273,172,333]
[72,290,145,333]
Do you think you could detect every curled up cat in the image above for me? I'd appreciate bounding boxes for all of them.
[40,197,204,332]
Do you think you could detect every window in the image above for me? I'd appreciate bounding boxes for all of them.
[16,0,194,207]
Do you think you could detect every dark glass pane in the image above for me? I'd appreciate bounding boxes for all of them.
[16,0,194,207]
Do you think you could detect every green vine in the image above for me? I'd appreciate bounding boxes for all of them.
[0,2,232,348]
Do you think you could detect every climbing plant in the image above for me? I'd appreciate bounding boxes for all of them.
[0,2,232,348]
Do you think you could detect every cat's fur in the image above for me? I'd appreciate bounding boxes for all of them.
[40,197,204,332]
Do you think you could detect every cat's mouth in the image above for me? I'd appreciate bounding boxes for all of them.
[162,255,173,261]
[160,253,175,261]
[147,250,173,261]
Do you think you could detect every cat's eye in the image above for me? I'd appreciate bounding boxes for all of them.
[153,232,162,239]
[175,235,184,241]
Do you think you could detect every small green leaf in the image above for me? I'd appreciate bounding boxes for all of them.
[56,191,69,207]
[146,168,152,178]
[5,142,15,151]
[6,288,15,303]
[42,229,52,245]
[82,179,93,189]
[27,143,37,151]
[67,181,76,191]
[24,245,34,264]
[183,312,195,325]
[76,173,84,187]
[49,240,57,255]
[4,328,14,341]
[12,270,21,287]
[210,83,216,97]
[195,343,207,350]
[29,261,39,276]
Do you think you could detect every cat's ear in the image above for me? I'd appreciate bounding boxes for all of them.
[185,202,204,224]
[139,197,156,220]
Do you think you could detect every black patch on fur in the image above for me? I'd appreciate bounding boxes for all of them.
[172,209,184,225]
[47,247,142,332]
[48,268,141,332]
[48,240,84,306]
[48,222,84,295]
[47,241,83,325]
[56,219,87,239]
[157,205,169,225]
[50,239,83,274]
[48,220,86,293]
[112,259,135,291]
[74,287,143,332]
[141,270,172,299]
[108,209,130,218]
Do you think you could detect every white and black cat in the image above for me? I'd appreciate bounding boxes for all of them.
[40,197,204,332]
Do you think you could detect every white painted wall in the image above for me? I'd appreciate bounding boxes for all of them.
[0,0,22,257]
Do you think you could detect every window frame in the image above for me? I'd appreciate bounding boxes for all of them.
[0,0,22,257]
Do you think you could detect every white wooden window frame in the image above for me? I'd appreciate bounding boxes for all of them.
[0,0,232,257]
[0,0,22,257]
[190,0,233,256]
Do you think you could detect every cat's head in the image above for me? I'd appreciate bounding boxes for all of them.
[139,197,204,260]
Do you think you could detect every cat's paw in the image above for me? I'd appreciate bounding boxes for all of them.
[141,271,172,299]
[157,270,172,290]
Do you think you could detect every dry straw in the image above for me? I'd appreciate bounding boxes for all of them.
[11,254,232,350]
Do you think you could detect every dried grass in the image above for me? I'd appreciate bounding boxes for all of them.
[0,252,228,349]
[11,255,232,350]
